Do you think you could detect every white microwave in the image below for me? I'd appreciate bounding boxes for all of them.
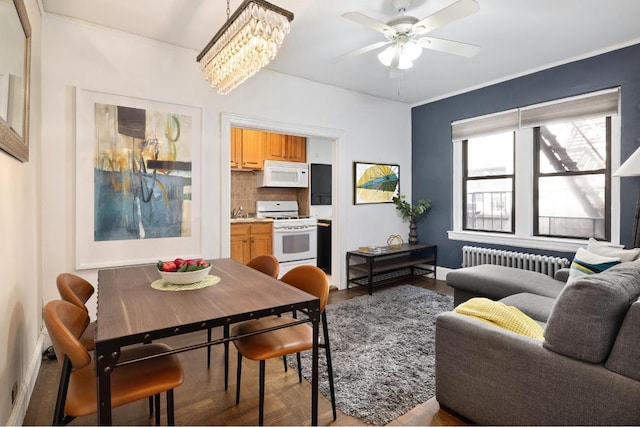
[257,160,309,188]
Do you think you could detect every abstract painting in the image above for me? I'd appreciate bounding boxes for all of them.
[353,162,400,204]
[76,89,202,269]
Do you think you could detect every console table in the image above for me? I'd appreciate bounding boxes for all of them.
[346,243,437,295]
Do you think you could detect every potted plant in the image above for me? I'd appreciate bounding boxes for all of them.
[392,194,432,243]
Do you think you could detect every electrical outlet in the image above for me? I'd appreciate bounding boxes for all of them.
[11,382,18,405]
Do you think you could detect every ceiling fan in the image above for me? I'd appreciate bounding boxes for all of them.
[341,0,481,77]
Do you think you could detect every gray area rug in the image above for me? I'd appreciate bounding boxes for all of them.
[295,285,453,425]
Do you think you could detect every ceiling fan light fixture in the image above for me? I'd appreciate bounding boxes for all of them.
[403,40,422,60]
[377,45,397,66]
[196,0,293,95]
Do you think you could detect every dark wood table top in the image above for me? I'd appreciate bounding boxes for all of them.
[347,243,436,258]
[96,258,318,344]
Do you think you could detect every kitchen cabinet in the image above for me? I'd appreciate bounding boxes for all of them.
[264,132,306,163]
[230,127,243,168]
[286,135,307,162]
[230,128,265,170]
[230,222,273,264]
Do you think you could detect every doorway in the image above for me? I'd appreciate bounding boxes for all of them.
[220,113,346,288]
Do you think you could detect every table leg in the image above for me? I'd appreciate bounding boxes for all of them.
[95,346,114,425]
[367,259,373,295]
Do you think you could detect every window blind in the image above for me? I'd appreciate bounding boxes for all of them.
[451,109,519,141]
[451,87,619,142]
[520,88,619,128]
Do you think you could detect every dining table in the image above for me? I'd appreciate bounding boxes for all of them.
[94,258,321,425]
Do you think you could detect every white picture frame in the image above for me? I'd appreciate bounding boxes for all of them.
[75,88,202,269]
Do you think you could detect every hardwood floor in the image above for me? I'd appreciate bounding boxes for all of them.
[23,277,468,426]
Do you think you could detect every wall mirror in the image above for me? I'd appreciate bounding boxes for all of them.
[0,0,31,162]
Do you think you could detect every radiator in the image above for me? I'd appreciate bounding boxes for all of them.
[461,245,570,278]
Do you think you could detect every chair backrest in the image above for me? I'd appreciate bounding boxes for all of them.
[56,273,94,313]
[247,254,280,279]
[43,300,92,370]
[280,265,329,312]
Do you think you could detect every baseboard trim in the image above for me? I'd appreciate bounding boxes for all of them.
[7,331,45,426]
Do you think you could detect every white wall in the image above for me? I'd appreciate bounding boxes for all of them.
[39,13,412,325]
[1,0,41,424]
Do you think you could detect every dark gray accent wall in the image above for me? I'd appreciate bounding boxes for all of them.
[411,43,640,269]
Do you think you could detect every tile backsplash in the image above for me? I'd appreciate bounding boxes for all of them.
[231,170,309,217]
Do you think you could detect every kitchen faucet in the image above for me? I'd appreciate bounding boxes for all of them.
[232,206,244,218]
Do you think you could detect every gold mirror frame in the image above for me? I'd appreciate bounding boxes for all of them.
[0,0,30,162]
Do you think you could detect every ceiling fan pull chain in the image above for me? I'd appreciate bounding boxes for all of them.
[226,0,231,20]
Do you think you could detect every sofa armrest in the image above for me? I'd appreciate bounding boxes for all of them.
[435,311,640,425]
[554,267,570,282]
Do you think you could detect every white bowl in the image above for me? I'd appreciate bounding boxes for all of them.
[159,265,211,285]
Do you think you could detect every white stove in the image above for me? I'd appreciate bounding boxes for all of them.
[256,201,317,276]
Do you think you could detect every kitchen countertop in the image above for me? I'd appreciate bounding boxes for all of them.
[230,217,273,224]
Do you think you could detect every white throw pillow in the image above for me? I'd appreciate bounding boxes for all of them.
[587,237,640,262]
[567,247,621,285]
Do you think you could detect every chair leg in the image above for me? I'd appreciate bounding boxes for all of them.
[167,389,175,426]
[282,354,288,372]
[207,327,212,368]
[52,356,72,426]
[322,312,337,420]
[296,352,302,383]
[224,324,230,390]
[259,360,266,426]
[236,352,243,405]
[154,394,161,425]
[149,396,154,416]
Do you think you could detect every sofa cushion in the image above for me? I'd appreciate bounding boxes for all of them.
[446,264,566,301]
[499,293,556,323]
[587,237,640,262]
[605,299,640,381]
[543,260,640,363]
[566,247,620,285]
[454,297,544,340]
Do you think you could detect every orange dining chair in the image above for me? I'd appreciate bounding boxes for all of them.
[56,273,96,351]
[232,265,336,425]
[208,255,281,391]
[56,272,158,417]
[43,299,184,426]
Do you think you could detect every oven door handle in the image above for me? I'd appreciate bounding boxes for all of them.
[274,226,317,234]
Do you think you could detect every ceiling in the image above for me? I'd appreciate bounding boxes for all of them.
[41,0,640,104]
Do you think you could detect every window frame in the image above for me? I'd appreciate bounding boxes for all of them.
[533,117,612,240]
[449,89,621,253]
[462,133,516,234]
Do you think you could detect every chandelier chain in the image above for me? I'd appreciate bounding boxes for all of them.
[226,0,230,20]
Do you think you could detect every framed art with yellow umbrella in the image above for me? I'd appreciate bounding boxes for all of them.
[353,162,400,204]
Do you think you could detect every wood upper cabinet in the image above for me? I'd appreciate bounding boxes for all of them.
[264,132,287,161]
[230,222,273,264]
[240,129,265,170]
[230,128,265,170]
[264,132,306,162]
[286,135,306,162]
[230,127,243,168]
[231,128,306,169]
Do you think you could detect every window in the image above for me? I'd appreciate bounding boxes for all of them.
[463,132,515,233]
[449,88,620,252]
[534,117,611,240]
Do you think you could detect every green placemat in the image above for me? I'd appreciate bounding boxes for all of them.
[151,275,221,291]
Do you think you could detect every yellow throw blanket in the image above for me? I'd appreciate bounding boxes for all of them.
[454,297,545,340]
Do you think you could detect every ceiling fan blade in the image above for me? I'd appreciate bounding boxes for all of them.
[412,0,479,35]
[337,40,392,61]
[342,11,396,36]
[418,36,480,57]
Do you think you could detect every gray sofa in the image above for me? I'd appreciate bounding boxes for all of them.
[436,260,640,425]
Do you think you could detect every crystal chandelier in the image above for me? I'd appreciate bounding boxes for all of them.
[197,0,294,95]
